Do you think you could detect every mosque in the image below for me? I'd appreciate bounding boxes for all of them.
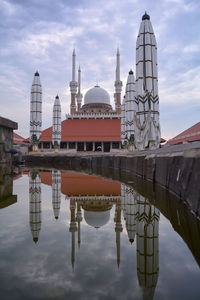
[29,12,161,152]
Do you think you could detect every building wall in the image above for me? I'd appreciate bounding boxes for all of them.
[0,116,18,164]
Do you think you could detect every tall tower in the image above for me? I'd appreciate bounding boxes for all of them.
[114,48,122,114]
[121,95,126,145]
[30,71,42,151]
[52,95,61,149]
[76,66,83,112]
[52,170,61,219]
[134,12,161,150]
[29,171,41,243]
[69,49,78,115]
[125,70,136,141]
[136,194,160,300]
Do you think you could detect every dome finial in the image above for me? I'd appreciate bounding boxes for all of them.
[142,11,150,20]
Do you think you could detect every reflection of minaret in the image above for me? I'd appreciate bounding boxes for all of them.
[125,186,136,244]
[69,199,77,269]
[136,194,160,300]
[114,198,123,267]
[29,171,41,243]
[76,203,82,248]
[52,170,61,219]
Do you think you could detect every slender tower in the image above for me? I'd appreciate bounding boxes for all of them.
[52,95,61,149]
[134,12,161,150]
[114,48,122,114]
[52,170,61,219]
[30,71,42,151]
[29,171,41,243]
[121,96,126,146]
[69,49,78,115]
[125,70,136,141]
[136,194,160,300]
[76,66,83,112]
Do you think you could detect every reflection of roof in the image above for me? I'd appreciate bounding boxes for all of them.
[84,210,111,228]
[39,119,120,142]
[84,85,110,105]
[167,122,200,145]
[40,172,121,196]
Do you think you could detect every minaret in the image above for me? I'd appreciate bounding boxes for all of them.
[114,199,123,267]
[69,199,77,269]
[30,71,42,151]
[114,48,122,114]
[121,95,126,146]
[52,170,61,219]
[134,12,161,150]
[125,70,136,141]
[29,171,41,243]
[136,193,160,300]
[76,66,83,112]
[52,95,61,149]
[69,49,78,115]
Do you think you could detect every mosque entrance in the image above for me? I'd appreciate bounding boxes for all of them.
[86,142,93,151]
[104,142,110,152]
[77,142,84,151]
[95,142,102,151]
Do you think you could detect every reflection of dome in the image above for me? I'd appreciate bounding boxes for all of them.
[84,85,110,105]
[84,210,110,228]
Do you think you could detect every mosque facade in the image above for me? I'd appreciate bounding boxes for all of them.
[29,12,160,152]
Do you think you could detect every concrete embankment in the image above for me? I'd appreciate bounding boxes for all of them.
[24,142,200,217]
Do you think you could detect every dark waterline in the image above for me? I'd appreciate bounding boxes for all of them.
[0,169,200,300]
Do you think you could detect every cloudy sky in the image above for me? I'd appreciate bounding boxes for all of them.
[0,0,199,139]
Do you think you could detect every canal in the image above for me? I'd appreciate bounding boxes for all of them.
[0,168,199,300]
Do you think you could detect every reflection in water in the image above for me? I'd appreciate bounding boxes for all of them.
[52,170,61,219]
[136,193,159,300]
[29,171,41,243]
[122,184,160,300]
[28,170,160,299]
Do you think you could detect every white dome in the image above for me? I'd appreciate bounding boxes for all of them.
[84,210,110,228]
[84,85,110,105]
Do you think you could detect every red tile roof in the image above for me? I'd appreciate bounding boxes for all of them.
[40,172,121,196]
[13,132,28,145]
[167,122,200,145]
[41,119,121,142]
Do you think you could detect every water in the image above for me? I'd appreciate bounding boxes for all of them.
[0,168,200,300]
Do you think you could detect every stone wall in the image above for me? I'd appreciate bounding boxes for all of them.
[24,146,200,217]
[0,116,18,164]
